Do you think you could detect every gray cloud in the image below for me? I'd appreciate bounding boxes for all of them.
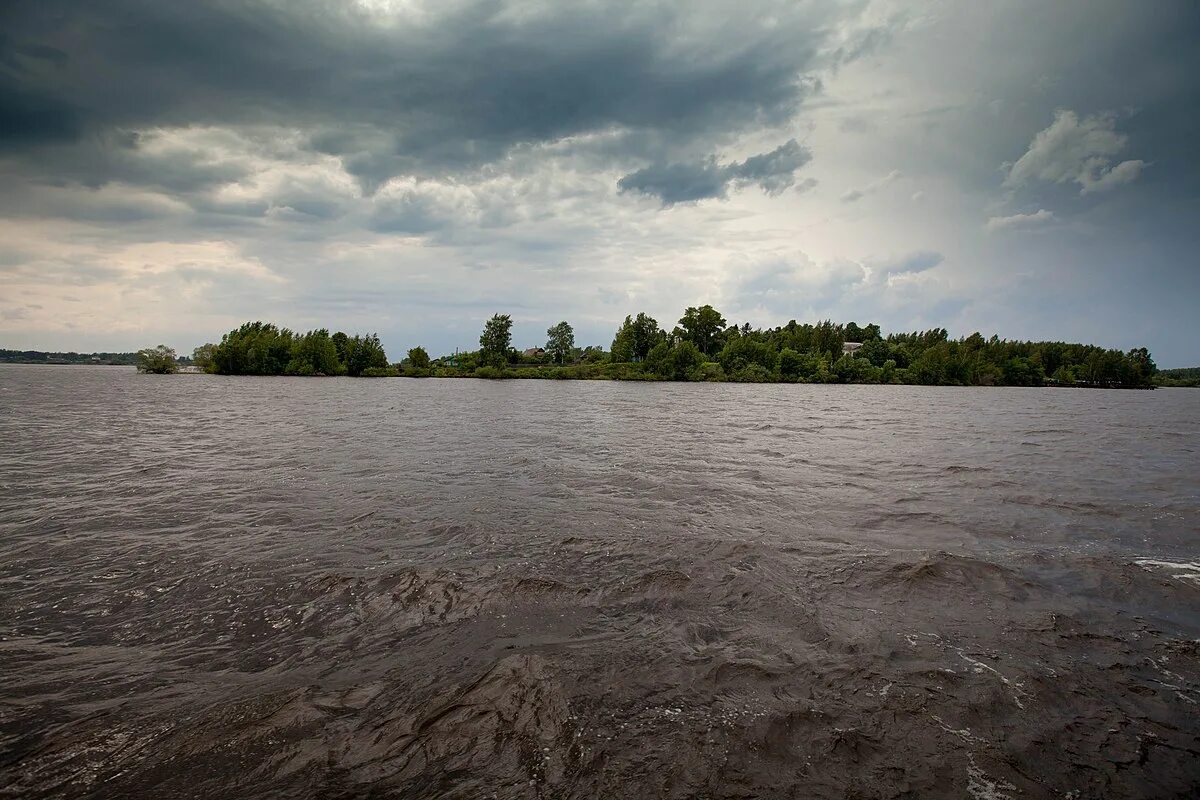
[0,2,861,193]
[1,1,1198,368]
[617,139,812,205]
[1004,109,1145,195]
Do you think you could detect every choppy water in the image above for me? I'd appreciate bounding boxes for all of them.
[1,365,1198,799]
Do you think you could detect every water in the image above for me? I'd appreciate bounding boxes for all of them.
[1,365,1197,799]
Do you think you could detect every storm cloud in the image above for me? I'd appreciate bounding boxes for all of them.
[1,1,849,192]
[0,0,1198,367]
[617,140,812,205]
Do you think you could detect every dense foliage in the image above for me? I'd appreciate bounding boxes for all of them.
[145,307,1160,387]
[422,307,1157,388]
[136,345,179,374]
[200,322,389,376]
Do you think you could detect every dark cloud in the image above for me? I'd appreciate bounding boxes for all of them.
[616,159,729,205]
[617,140,812,205]
[0,1,858,191]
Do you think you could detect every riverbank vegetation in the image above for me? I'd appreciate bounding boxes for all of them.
[1154,367,1200,387]
[136,345,179,374]
[181,306,1159,388]
[1,349,140,366]
[194,322,391,376]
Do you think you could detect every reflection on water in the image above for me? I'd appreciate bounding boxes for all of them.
[1,366,1198,798]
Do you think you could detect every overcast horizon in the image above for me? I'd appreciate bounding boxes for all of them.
[2,1,1198,366]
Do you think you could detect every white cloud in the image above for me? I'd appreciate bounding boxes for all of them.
[1079,159,1146,194]
[985,209,1054,232]
[1004,110,1144,195]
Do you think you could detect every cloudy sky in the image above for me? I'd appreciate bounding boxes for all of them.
[2,0,1197,365]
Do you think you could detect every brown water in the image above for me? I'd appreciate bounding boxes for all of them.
[1,365,1198,799]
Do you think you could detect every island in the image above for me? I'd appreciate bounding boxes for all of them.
[129,305,1162,389]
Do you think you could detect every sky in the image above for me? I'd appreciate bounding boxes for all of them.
[2,0,1198,366]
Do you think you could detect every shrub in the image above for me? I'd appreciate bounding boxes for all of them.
[732,363,773,383]
[718,337,778,375]
[689,362,726,382]
[136,345,178,374]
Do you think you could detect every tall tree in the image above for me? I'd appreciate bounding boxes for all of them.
[332,331,349,366]
[407,346,431,369]
[480,314,513,367]
[677,305,727,355]
[192,343,216,373]
[343,333,388,376]
[546,321,575,365]
[611,312,664,362]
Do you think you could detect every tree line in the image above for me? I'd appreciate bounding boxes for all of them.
[448,306,1156,387]
[1154,367,1200,388]
[2,349,139,366]
[139,306,1160,387]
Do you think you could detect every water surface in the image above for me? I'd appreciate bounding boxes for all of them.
[1,366,1198,798]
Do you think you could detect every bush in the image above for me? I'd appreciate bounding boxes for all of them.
[718,337,778,375]
[779,348,819,382]
[361,366,399,377]
[136,345,178,374]
[832,354,881,383]
[645,340,705,380]
[689,362,725,382]
[732,363,773,383]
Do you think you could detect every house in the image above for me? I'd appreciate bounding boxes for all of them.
[842,341,864,355]
[523,347,546,358]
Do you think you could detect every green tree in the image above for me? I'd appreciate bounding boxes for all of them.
[332,331,350,366]
[717,336,778,375]
[407,346,431,369]
[136,345,178,374]
[778,348,818,381]
[546,321,575,365]
[480,314,513,367]
[192,343,216,373]
[677,305,727,355]
[287,329,341,376]
[610,312,663,362]
[210,321,295,375]
[343,334,389,376]
[1127,347,1156,385]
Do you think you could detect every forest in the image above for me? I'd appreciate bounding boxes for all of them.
[172,306,1161,388]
